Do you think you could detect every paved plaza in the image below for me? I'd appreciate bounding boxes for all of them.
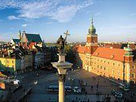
[26,69,118,102]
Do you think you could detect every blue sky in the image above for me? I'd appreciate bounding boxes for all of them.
[0,0,136,42]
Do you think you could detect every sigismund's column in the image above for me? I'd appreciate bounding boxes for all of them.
[52,30,73,102]
[58,74,65,102]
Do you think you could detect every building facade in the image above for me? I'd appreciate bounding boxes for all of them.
[0,57,21,73]
[76,19,136,85]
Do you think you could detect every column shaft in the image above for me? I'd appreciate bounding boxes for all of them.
[59,75,65,102]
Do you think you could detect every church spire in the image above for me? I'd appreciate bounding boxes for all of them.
[91,17,94,25]
[18,30,22,40]
[88,17,96,34]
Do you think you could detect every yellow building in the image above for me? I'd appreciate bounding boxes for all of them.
[0,57,21,73]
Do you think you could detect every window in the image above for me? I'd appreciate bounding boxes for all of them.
[112,70,114,75]
[113,63,115,66]
[131,73,135,78]
[132,65,135,69]
[118,70,120,74]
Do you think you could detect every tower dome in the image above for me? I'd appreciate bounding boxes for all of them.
[124,43,133,56]
[88,18,96,34]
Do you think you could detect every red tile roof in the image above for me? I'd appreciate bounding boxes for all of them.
[103,44,121,49]
[77,45,86,53]
[76,44,128,61]
[92,47,125,62]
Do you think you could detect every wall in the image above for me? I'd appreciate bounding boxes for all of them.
[0,57,17,73]
[81,55,133,83]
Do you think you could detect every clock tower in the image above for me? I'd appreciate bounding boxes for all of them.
[86,18,98,54]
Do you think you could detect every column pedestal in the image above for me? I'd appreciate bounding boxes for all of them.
[58,53,66,63]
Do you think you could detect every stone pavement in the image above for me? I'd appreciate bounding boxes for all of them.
[27,69,118,102]
[67,69,118,95]
[28,94,115,102]
[10,86,32,102]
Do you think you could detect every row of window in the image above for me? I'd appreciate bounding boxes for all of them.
[3,60,14,64]
[95,65,106,70]
[91,58,121,66]
[91,66,120,74]
[91,66,135,79]
[90,68,121,80]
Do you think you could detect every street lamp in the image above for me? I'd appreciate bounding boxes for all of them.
[52,31,73,102]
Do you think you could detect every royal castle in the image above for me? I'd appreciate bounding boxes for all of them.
[75,19,136,85]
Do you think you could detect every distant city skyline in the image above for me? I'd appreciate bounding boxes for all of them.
[0,0,136,42]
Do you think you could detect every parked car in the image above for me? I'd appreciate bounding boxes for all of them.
[65,86,72,93]
[73,86,81,93]
[119,83,129,92]
[111,89,123,99]
[111,89,116,95]
[47,85,72,93]
[48,85,58,92]
[115,92,123,99]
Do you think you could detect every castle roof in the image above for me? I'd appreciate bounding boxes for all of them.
[77,45,127,62]
[92,47,125,62]
[77,45,86,54]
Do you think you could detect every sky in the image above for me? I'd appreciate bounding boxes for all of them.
[0,0,136,43]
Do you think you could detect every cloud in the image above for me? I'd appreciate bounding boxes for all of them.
[22,24,27,27]
[51,5,78,22]
[50,0,93,22]
[0,0,25,9]
[8,15,20,20]
[0,0,93,22]
[18,1,58,19]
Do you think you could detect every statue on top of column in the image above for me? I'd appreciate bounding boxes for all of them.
[57,30,70,54]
